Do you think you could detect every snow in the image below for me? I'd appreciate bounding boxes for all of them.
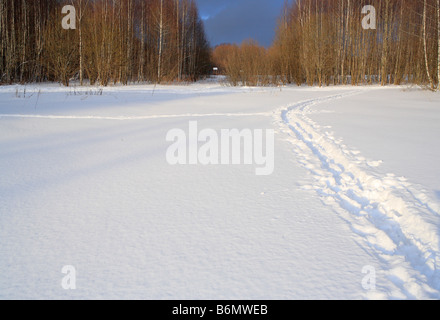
[0,81,439,299]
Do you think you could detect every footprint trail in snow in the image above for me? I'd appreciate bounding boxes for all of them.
[275,91,440,299]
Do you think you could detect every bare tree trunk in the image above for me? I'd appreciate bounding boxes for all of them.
[393,2,404,85]
[20,0,27,83]
[381,0,389,85]
[79,2,83,85]
[10,0,16,82]
[181,0,187,78]
[424,0,434,90]
[337,0,344,84]
[176,0,181,80]
[341,0,350,84]
[0,0,5,82]
[189,3,196,80]
[126,0,132,83]
[157,0,164,82]
[437,0,440,90]
[77,0,84,86]
[35,0,43,82]
[139,0,145,82]
[117,2,122,83]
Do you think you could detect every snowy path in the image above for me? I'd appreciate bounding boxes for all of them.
[276,91,440,299]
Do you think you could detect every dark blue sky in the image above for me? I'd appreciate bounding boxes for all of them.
[195,0,288,47]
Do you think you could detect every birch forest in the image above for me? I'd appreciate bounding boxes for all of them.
[0,0,212,86]
[213,0,440,89]
[2,0,440,89]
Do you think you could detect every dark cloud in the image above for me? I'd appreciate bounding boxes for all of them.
[195,0,287,47]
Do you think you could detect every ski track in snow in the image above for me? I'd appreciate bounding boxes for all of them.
[0,112,273,121]
[275,91,440,299]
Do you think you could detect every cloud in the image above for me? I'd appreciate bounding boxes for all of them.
[195,0,286,47]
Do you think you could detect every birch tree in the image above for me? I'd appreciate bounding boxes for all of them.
[157,0,164,82]
[423,0,434,90]
[437,0,440,90]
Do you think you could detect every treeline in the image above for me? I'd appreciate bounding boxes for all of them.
[213,0,440,89]
[0,0,211,86]
[212,40,272,86]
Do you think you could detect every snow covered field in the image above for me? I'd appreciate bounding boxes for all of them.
[0,81,439,299]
